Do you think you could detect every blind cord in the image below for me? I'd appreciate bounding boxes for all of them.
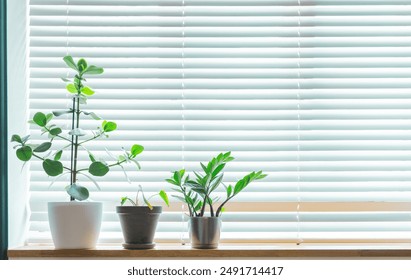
[180,0,186,246]
[296,0,302,246]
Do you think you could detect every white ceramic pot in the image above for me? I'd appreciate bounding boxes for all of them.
[48,201,102,249]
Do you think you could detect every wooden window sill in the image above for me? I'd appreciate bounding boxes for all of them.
[8,243,411,259]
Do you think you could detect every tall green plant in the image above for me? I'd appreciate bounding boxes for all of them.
[165,152,267,217]
[11,56,144,201]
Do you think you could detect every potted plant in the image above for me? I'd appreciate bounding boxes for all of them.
[117,186,169,249]
[165,152,267,249]
[11,56,144,249]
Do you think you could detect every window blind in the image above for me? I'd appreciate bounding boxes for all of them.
[27,0,411,244]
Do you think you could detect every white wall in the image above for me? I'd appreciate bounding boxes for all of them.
[7,0,29,248]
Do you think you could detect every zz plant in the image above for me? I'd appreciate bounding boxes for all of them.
[165,152,267,217]
[11,56,144,201]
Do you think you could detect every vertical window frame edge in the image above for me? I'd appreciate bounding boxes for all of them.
[0,0,9,261]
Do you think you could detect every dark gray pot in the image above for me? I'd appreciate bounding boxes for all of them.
[189,217,221,249]
[116,206,162,249]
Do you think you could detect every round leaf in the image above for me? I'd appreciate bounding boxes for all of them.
[33,112,47,127]
[88,161,109,177]
[77,58,88,73]
[11,134,22,143]
[66,184,89,201]
[66,84,77,93]
[81,86,95,96]
[49,127,62,136]
[103,121,117,133]
[63,55,78,72]
[84,65,104,75]
[131,144,144,157]
[16,146,32,161]
[34,142,52,153]
[42,159,64,177]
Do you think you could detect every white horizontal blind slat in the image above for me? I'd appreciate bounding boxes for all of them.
[27,0,411,244]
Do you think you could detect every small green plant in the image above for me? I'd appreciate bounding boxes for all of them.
[120,186,169,210]
[165,152,267,217]
[11,56,144,201]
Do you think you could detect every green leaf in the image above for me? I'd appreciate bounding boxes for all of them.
[46,113,53,124]
[42,159,64,177]
[130,144,144,157]
[194,201,203,212]
[88,161,109,177]
[211,163,225,178]
[103,121,117,132]
[226,185,232,198]
[257,173,268,180]
[11,134,22,143]
[159,190,169,207]
[16,146,32,161]
[165,178,179,186]
[88,153,96,162]
[54,150,63,161]
[190,187,206,195]
[200,162,208,173]
[83,65,104,75]
[121,197,128,206]
[179,169,185,179]
[209,173,223,193]
[49,127,62,136]
[66,83,77,93]
[81,86,95,96]
[66,184,89,201]
[53,110,73,117]
[34,142,52,153]
[63,55,78,72]
[33,112,47,127]
[61,77,71,82]
[77,58,88,73]
[173,171,181,184]
[233,179,245,195]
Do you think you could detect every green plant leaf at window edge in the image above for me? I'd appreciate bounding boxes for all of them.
[16,146,32,161]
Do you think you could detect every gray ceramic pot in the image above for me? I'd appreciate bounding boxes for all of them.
[116,206,162,249]
[189,217,221,249]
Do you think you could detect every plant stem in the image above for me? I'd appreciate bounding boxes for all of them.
[44,127,72,143]
[78,132,103,145]
[76,159,128,173]
[216,197,232,217]
[199,193,209,217]
[72,95,80,189]
[209,201,214,217]
[32,153,71,171]
[69,97,75,201]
